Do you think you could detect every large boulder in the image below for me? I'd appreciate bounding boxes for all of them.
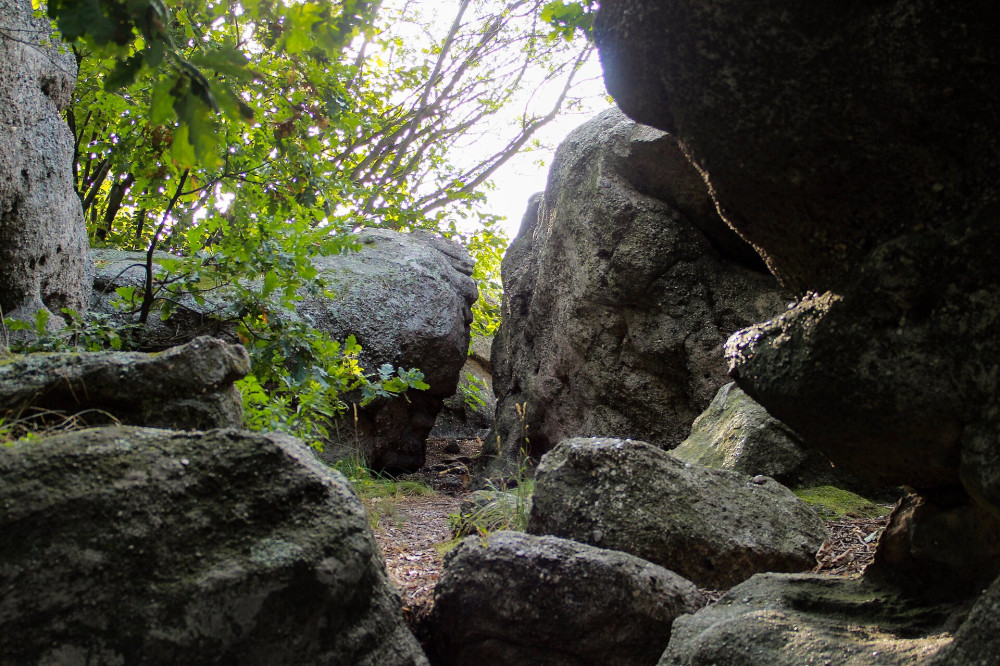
[486,109,787,473]
[91,228,478,471]
[0,336,248,430]
[426,531,705,666]
[527,438,827,589]
[304,229,477,470]
[595,0,1000,294]
[672,382,852,488]
[0,0,91,327]
[724,280,999,495]
[592,0,1000,652]
[660,574,960,665]
[594,0,1000,510]
[0,426,428,665]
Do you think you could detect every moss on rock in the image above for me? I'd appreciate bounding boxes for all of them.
[794,485,892,521]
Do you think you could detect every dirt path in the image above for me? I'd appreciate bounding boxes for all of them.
[374,494,463,623]
[371,437,481,625]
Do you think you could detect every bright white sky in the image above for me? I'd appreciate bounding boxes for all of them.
[377,0,614,242]
[481,53,613,240]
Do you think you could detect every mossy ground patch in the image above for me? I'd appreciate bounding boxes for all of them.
[795,485,893,520]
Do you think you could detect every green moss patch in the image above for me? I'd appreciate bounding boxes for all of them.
[795,486,893,520]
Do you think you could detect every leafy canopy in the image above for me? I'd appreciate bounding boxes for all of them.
[39,0,596,453]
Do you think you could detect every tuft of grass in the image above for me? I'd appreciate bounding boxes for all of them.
[0,408,121,446]
[449,480,534,538]
[331,454,434,530]
[449,401,535,539]
[433,537,464,556]
[795,485,893,521]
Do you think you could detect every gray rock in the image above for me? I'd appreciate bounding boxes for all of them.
[91,227,478,471]
[427,531,705,666]
[931,574,1000,666]
[724,277,997,494]
[527,437,827,589]
[468,333,492,372]
[672,383,805,479]
[0,0,91,326]
[672,382,850,488]
[660,574,960,665]
[486,109,786,474]
[305,229,477,471]
[594,0,1000,294]
[0,336,248,430]
[0,426,428,665]
[594,0,1000,517]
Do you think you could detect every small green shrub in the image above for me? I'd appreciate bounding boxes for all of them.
[238,329,429,451]
[459,372,490,412]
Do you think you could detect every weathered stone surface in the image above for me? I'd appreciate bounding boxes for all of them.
[0,336,248,430]
[672,382,804,479]
[672,382,848,487]
[931,574,1000,666]
[595,0,1000,294]
[724,273,999,493]
[866,491,1000,602]
[91,228,478,471]
[486,109,786,473]
[527,438,827,589]
[660,574,959,665]
[427,531,704,666]
[305,229,477,471]
[0,0,91,326]
[0,426,428,665]
[594,0,1000,513]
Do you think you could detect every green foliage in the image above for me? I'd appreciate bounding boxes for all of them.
[229,325,429,451]
[45,0,597,454]
[59,0,594,364]
[2,309,52,349]
[540,0,598,41]
[47,0,374,165]
[2,308,136,353]
[236,332,369,448]
[457,221,505,339]
[66,0,593,247]
[459,372,490,412]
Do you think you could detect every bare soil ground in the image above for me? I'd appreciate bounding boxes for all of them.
[372,437,480,627]
[373,492,463,626]
[371,436,890,627]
